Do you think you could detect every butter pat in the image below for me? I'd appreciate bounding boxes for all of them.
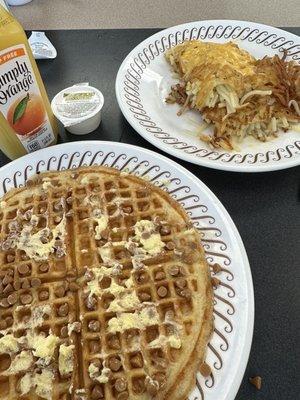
[94,215,109,240]
[107,291,140,312]
[33,370,54,400]
[4,350,33,374]
[168,335,182,349]
[134,220,165,255]
[20,373,32,395]
[59,344,74,375]
[0,334,19,354]
[108,305,159,333]
[27,333,59,362]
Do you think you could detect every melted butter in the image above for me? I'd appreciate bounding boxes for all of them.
[98,244,113,263]
[16,215,66,261]
[107,291,140,312]
[168,335,182,349]
[80,176,89,185]
[94,215,109,240]
[86,265,115,297]
[0,200,7,208]
[59,344,75,375]
[134,220,165,255]
[149,334,182,349]
[27,332,59,362]
[88,363,110,384]
[20,373,32,395]
[33,370,54,400]
[42,180,53,191]
[108,305,159,333]
[0,334,19,354]
[4,350,33,375]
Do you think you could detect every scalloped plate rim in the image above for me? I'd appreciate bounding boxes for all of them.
[115,19,300,172]
[0,141,254,400]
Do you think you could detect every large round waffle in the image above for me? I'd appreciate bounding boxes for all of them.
[0,166,213,400]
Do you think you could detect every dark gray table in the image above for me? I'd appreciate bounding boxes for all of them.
[2,28,300,399]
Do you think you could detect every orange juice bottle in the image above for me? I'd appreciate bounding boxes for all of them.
[0,5,58,160]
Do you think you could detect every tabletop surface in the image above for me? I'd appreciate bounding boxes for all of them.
[1,28,299,400]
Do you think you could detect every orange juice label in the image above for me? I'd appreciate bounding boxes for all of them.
[0,44,55,153]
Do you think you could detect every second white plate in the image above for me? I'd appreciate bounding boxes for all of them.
[116,20,300,172]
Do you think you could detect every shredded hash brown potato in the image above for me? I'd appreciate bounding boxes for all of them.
[165,41,300,150]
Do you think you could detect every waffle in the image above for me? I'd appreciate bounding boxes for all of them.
[0,166,213,400]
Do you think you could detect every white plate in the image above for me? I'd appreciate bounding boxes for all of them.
[0,141,254,400]
[116,20,300,172]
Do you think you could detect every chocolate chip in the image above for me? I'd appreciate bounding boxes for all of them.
[7,292,18,305]
[166,241,175,250]
[13,280,21,290]
[108,356,121,371]
[199,362,211,377]
[31,278,41,288]
[60,326,68,338]
[115,378,127,392]
[249,376,262,390]
[130,353,143,368]
[122,206,132,214]
[175,278,186,289]
[157,286,168,298]
[154,271,165,281]
[212,263,222,273]
[66,271,76,282]
[117,392,129,400]
[139,292,151,302]
[57,303,69,317]
[71,172,78,179]
[89,340,100,353]
[88,320,100,332]
[54,201,63,211]
[66,197,73,205]
[135,272,148,284]
[91,384,104,399]
[160,225,171,235]
[72,322,82,333]
[86,296,97,310]
[55,286,66,298]
[54,215,62,223]
[39,290,49,301]
[169,265,180,276]
[39,263,49,273]
[20,293,32,305]
[17,264,29,275]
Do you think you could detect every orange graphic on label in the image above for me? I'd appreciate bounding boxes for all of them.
[7,93,46,136]
[0,48,25,65]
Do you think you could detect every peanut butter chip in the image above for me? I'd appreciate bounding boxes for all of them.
[31,278,41,288]
[0,320,7,330]
[249,376,262,390]
[17,264,29,275]
[130,353,143,368]
[175,278,186,289]
[89,340,100,353]
[5,316,13,327]
[0,298,9,308]
[7,292,18,305]
[211,277,221,287]
[60,326,68,338]
[88,320,100,332]
[117,393,129,400]
[91,385,104,399]
[58,303,69,317]
[115,378,127,392]
[154,271,166,281]
[109,357,121,371]
[55,286,66,298]
[199,362,211,377]
[169,265,179,276]
[39,263,49,273]
[157,286,168,298]
[145,379,159,396]
[20,293,32,305]
[166,241,175,250]
[139,292,151,302]
[22,278,30,289]
[39,290,49,301]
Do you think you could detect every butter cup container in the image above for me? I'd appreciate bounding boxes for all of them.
[51,84,104,135]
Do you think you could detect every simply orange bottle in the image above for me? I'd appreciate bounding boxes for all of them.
[0,5,58,159]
